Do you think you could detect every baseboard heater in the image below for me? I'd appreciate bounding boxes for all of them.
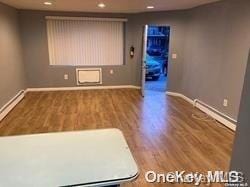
[76,68,102,86]
[193,99,237,131]
[0,90,25,121]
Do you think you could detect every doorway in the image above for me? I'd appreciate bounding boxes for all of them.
[144,26,170,93]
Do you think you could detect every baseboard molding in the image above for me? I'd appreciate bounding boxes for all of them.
[26,85,141,92]
[0,90,25,121]
[195,102,236,131]
[166,91,194,105]
[166,91,237,131]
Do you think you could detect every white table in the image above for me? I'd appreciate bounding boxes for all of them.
[0,129,139,187]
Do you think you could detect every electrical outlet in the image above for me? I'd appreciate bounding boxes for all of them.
[223,99,228,107]
[110,69,114,74]
[64,74,69,80]
[172,53,177,59]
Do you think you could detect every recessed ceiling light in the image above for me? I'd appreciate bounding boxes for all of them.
[44,1,52,5]
[98,3,106,8]
[147,6,154,9]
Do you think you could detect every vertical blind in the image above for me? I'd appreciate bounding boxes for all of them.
[46,17,125,66]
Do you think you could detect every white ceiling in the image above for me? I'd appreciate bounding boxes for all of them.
[0,0,221,13]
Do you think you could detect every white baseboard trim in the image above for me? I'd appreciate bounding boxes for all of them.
[166,91,237,131]
[0,90,25,121]
[195,102,236,131]
[166,91,194,105]
[26,85,141,92]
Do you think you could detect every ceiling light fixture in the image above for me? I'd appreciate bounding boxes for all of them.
[147,6,154,9]
[98,3,106,8]
[44,1,52,5]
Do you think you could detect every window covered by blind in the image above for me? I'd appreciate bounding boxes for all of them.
[46,17,125,66]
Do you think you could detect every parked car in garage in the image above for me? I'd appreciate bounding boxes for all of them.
[153,53,168,75]
[147,45,162,56]
[146,55,161,80]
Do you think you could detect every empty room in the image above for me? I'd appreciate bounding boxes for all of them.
[0,0,249,186]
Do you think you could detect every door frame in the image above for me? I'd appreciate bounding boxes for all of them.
[141,24,171,94]
[141,25,148,97]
